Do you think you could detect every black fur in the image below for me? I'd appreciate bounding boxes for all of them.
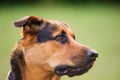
[9,49,26,80]
[7,70,15,80]
[37,22,58,42]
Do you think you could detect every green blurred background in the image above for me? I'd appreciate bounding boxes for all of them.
[0,0,120,80]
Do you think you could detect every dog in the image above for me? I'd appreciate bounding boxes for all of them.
[6,16,98,80]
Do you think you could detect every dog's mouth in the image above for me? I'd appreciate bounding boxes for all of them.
[54,62,94,77]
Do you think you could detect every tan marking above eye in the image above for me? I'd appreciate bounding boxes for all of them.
[71,34,76,40]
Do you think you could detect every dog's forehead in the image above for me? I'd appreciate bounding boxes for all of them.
[37,20,74,43]
[48,20,69,28]
[48,20,74,35]
[47,20,73,33]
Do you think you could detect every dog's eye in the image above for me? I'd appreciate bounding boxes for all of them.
[55,35,67,44]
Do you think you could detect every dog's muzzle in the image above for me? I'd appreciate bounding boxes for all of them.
[54,50,98,77]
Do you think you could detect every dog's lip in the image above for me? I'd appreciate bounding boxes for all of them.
[54,62,94,77]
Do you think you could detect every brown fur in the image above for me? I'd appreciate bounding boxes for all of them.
[7,16,98,80]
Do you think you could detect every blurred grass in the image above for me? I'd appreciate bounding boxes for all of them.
[0,4,120,80]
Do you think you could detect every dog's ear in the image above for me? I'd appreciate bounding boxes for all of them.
[14,16,43,27]
[14,16,30,27]
[14,16,43,34]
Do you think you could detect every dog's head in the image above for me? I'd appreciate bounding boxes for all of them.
[14,16,98,77]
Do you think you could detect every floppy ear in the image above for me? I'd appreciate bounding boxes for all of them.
[14,16,30,27]
[14,16,43,27]
[14,16,44,34]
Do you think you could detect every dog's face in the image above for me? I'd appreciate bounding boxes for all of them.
[14,16,98,77]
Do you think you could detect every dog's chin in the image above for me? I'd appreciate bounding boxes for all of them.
[54,62,94,77]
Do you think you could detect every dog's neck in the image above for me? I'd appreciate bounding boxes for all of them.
[9,61,60,80]
[22,64,60,80]
[9,48,60,80]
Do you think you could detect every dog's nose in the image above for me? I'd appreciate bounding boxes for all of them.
[86,50,98,59]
